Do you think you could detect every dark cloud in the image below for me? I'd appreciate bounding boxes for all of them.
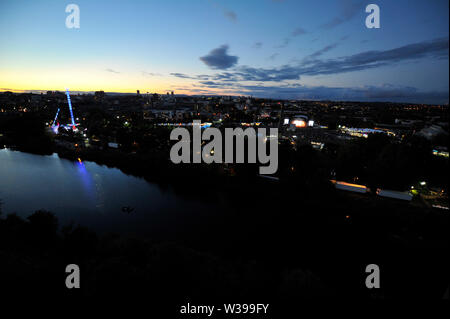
[192,75,212,81]
[252,42,263,49]
[199,45,239,70]
[105,68,120,74]
[198,81,235,88]
[299,37,449,76]
[205,37,448,81]
[223,10,237,22]
[196,74,212,80]
[199,81,219,86]
[305,36,348,60]
[306,43,340,59]
[233,65,301,81]
[321,0,364,30]
[208,72,236,81]
[292,27,307,37]
[170,72,196,79]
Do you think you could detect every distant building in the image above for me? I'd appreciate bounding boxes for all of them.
[417,124,446,140]
[331,180,368,194]
[376,189,413,201]
[108,142,119,149]
[432,146,449,158]
[95,91,105,98]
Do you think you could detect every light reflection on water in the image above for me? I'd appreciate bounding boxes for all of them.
[76,159,97,208]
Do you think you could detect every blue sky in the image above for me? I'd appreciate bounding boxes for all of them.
[0,0,448,103]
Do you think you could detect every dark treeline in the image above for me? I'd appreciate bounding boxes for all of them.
[0,112,53,154]
[325,133,449,190]
[1,170,449,303]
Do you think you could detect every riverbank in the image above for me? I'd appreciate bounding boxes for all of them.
[54,141,318,209]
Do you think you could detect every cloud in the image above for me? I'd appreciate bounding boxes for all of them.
[142,71,161,77]
[204,37,448,81]
[292,27,307,37]
[303,37,347,60]
[199,45,239,70]
[275,38,290,48]
[306,43,340,59]
[207,72,236,81]
[209,0,237,22]
[170,72,196,79]
[275,27,307,50]
[233,65,302,81]
[196,74,212,80]
[105,68,120,74]
[252,42,263,49]
[321,0,364,30]
[173,37,449,103]
[223,10,237,22]
[268,53,279,60]
[198,81,235,88]
[299,37,449,76]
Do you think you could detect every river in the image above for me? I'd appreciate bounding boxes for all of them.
[0,148,211,237]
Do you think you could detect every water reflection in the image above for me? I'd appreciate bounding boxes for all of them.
[75,158,97,210]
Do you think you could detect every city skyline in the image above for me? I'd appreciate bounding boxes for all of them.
[0,0,449,103]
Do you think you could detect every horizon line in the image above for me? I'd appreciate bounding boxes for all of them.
[0,88,448,106]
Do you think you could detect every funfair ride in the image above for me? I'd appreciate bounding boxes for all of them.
[51,89,79,133]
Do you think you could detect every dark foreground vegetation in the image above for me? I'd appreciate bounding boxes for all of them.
[1,174,449,307]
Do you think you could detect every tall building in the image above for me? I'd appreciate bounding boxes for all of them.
[94,90,105,102]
